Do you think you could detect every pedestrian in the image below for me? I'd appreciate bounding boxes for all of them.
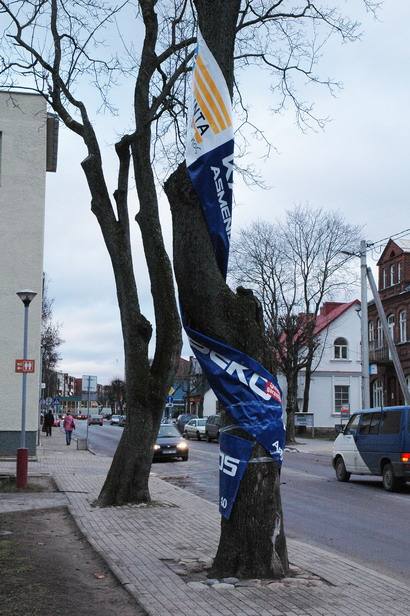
[43,408,54,437]
[63,411,76,446]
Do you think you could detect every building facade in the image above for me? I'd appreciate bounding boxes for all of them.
[278,301,362,431]
[0,91,57,455]
[368,239,410,406]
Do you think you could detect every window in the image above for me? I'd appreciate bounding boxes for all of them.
[390,264,395,286]
[358,414,372,435]
[372,379,384,407]
[382,268,387,289]
[345,413,360,435]
[399,310,407,343]
[381,411,401,434]
[334,337,348,359]
[334,385,349,413]
[398,262,402,282]
[369,412,381,435]
[368,321,374,343]
[376,319,383,348]
[387,314,395,343]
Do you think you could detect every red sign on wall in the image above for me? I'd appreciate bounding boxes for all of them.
[15,359,35,373]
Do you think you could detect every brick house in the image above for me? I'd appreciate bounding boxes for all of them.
[368,238,410,406]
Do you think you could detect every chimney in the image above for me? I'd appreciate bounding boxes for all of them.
[320,302,344,317]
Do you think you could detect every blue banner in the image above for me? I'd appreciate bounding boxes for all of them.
[184,30,285,519]
[219,432,254,519]
[188,327,284,462]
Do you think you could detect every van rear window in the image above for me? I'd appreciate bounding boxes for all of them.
[381,411,401,434]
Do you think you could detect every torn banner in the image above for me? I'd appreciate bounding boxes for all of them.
[184,30,285,519]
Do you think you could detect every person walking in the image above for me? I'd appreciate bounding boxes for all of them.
[63,411,76,446]
[43,408,54,437]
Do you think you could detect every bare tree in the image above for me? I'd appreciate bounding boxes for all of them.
[280,206,361,415]
[231,210,360,442]
[0,0,185,505]
[1,0,378,574]
[41,275,63,398]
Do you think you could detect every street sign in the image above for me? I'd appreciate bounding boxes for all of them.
[15,359,35,373]
[82,375,97,393]
[166,395,174,405]
[340,405,350,417]
[294,412,314,428]
[369,364,378,375]
[46,396,53,405]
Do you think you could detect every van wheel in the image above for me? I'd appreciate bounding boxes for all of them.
[196,431,201,441]
[335,457,350,482]
[382,463,403,492]
[183,432,189,439]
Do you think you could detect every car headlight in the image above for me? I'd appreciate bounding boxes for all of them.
[177,442,188,450]
[154,444,161,451]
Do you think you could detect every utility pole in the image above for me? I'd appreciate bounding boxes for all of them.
[367,267,410,405]
[360,240,370,408]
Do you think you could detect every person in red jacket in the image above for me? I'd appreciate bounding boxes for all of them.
[63,411,76,446]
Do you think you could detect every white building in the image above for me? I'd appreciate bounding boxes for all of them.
[0,91,57,456]
[280,301,362,431]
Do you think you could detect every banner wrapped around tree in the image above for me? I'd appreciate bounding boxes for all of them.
[184,30,285,519]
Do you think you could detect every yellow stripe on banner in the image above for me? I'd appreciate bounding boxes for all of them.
[194,67,226,132]
[193,122,202,144]
[194,85,221,135]
[196,54,232,128]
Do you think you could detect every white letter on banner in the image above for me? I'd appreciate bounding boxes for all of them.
[223,153,234,189]
[210,350,229,370]
[189,338,209,355]
[226,361,248,386]
[249,372,271,400]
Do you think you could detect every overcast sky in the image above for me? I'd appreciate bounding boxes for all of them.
[44,2,410,385]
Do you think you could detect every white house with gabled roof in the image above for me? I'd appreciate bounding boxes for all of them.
[284,300,363,431]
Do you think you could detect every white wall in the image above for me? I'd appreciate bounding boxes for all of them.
[203,388,218,417]
[280,304,362,428]
[0,92,46,450]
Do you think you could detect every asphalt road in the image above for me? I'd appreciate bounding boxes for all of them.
[74,421,410,584]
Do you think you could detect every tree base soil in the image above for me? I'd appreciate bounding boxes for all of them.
[0,506,146,616]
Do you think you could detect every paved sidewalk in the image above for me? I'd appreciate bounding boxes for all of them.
[1,431,408,616]
[287,437,334,455]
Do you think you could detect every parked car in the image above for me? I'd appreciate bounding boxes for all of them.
[176,413,198,434]
[183,418,207,440]
[153,424,189,462]
[118,415,127,427]
[88,414,103,426]
[332,406,410,491]
[76,412,88,420]
[110,414,123,425]
[205,414,221,442]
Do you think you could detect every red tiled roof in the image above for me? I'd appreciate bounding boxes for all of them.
[314,299,360,336]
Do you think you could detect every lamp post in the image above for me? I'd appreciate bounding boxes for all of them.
[16,289,37,488]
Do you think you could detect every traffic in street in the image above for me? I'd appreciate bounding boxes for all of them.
[72,419,410,585]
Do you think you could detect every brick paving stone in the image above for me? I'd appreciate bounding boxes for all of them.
[1,428,409,616]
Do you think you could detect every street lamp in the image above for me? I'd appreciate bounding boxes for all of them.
[16,289,37,488]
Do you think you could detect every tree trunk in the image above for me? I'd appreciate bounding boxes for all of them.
[286,370,298,444]
[95,3,182,505]
[164,0,288,578]
[166,162,288,577]
[302,351,314,414]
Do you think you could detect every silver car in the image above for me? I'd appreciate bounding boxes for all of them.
[183,418,207,440]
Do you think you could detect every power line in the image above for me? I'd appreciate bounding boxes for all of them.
[367,227,410,253]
